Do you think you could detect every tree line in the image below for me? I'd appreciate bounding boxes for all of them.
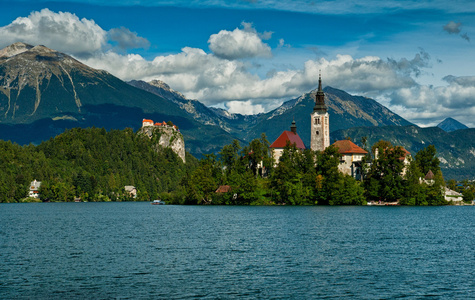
[0,127,460,205]
[178,135,450,206]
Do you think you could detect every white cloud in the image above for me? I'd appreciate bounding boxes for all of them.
[0,9,150,57]
[0,8,107,57]
[208,22,272,59]
[226,100,266,115]
[82,48,433,115]
[108,26,150,51]
[443,21,462,34]
[388,76,475,127]
[442,21,471,42]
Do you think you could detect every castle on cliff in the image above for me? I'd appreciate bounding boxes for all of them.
[141,119,186,163]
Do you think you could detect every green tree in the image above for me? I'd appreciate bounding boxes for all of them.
[415,145,440,176]
[218,139,241,175]
[401,158,426,205]
[425,170,446,205]
[242,134,273,177]
[365,142,405,202]
[314,145,342,204]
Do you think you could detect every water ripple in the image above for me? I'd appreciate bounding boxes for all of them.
[1,204,475,298]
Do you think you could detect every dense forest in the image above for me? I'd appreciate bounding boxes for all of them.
[0,127,472,205]
[0,127,196,203]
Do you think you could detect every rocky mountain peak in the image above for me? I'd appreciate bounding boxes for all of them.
[0,42,34,58]
[437,117,469,132]
[148,79,171,90]
[30,44,57,54]
[0,43,115,122]
[147,79,186,99]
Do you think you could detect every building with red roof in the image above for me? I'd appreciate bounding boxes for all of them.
[142,119,154,127]
[269,120,306,165]
[332,140,368,180]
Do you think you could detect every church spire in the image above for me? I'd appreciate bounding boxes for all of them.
[290,118,297,134]
[313,71,327,113]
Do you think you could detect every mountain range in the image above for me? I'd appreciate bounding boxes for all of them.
[1,42,473,179]
[127,79,412,147]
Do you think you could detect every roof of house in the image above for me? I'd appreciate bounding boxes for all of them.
[142,119,154,123]
[269,131,306,149]
[397,147,411,161]
[124,185,136,191]
[332,140,368,154]
[425,170,435,180]
[377,146,411,160]
[215,185,231,193]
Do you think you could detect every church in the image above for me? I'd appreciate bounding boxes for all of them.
[269,74,367,179]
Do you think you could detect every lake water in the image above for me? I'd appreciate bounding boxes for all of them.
[1,203,475,299]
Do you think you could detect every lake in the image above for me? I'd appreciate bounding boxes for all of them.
[1,203,474,299]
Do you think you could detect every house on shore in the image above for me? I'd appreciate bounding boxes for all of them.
[332,140,368,180]
[124,185,137,198]
[29,180,41,199]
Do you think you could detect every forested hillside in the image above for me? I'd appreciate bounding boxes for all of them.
[0,127,197,203]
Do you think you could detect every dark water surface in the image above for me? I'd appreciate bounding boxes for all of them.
[1,203,475,299]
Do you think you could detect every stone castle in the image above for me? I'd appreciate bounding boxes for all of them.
[140,119,186,163]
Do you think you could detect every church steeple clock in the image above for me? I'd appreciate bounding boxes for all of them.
[310,73,330,152]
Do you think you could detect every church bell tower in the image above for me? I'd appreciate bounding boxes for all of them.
[310,73,330,152]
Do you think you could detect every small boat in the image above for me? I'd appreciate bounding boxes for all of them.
[151,199,165,205]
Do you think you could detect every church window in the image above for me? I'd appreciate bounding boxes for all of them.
[316,131,319,135]
[315,118,320,125]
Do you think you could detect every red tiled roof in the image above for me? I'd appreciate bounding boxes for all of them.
[143,119,153,123]
[333,140,368,154]
[395,147,411,160]
[401,148,411,158]
[269,131,305,149]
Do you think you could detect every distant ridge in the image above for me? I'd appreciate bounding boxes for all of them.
[437,117,469,132]
[242,86,413,147]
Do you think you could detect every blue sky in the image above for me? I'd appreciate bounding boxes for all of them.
[1,0,475,127]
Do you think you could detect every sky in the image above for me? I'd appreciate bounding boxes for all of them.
[1,0,475,127]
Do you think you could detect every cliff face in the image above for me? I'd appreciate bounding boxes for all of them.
[140,125,186,163]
